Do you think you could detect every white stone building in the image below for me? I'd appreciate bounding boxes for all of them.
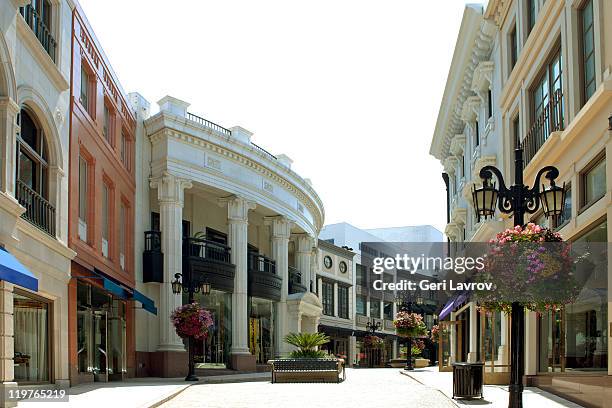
[132,95,325,375]
[0,0,75,402]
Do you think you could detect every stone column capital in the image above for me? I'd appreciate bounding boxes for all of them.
[293,233,314,253]
[218,195,256,223]
[264,215,293,239]
[149,171,192,205]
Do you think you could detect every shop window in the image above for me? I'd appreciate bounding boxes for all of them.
[356,295,367,316]
[338,286,349,319]
[580,154,606,210]
[322,281,334,316]
[14,291,50,383]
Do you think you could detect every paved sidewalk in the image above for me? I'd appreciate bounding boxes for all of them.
[402,366,584,408]
[17,373,270,408]
[159,368,457,408]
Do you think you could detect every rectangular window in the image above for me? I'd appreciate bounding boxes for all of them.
[510,24,518,69]
[80,65,93,117]
[487,89,493,119]
[532,48,563,137]
[474,121,479,147]
[527,0,536,35]
[553,184,571,228]
[322,281,334,316]
[581,155,606,208]
[370,299,381,319]
[513,115,521,148]
[14,291,50,383]
[383,301,393,320]
[78,156,88,242]
[461,155,465,178]
[356,264,366,286]
[579,0,596,105]
[120,131,129,170]
[338,286,349,319]
[356,295,366,316]
[102,183,110,258]
[103,102,112,145]
[119,203,126,270]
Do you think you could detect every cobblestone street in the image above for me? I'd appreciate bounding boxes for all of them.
[159,368,456,408]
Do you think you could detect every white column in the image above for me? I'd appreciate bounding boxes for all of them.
[0,97,19,195]
[525,310,538,375]
[265,216,292,356]
[317,277,322,297]
[295,234,313,291]
[150,172,192,352]
[220,196,256,361]
[468,302,478,362]
[0,282,16,408]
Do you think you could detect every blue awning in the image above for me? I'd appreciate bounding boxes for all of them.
[0,247,38,292]
[133,289,157,315]
[74,268,157,315]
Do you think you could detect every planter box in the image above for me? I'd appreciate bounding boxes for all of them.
[269,358,345,383]
[415,358,429,368]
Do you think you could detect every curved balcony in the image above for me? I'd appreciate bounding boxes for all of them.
[182,237,235,293]
[248,254,281,301]
[144,96,325,238]
[288,266,307,294]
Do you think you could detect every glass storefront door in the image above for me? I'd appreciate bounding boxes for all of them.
[249,297,274,363]
[192,290,232,368]
[438,320,461,372]
[77,282,127,381]
[480,310,510,384]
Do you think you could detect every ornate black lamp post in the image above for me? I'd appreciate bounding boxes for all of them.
[171,272,211,381]
[471,147,565,408]
[366,319,381,334]
[395,290,424,371]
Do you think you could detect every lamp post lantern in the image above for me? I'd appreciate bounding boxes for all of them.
[471,147,565,408]
[395,289,424,371]
[171,272,210,381]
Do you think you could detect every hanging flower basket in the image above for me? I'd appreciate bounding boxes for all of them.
[363,335,385,349]
[170,303,214,339]
[430,325,440,343]
[473,223,578,313]
[393,311,428,338]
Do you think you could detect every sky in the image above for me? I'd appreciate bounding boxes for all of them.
[79,0,473,235]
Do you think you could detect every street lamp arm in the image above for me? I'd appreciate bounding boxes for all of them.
[528,166,560,194]
[479,165,509,193]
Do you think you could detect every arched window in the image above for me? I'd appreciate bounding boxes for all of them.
[16,109,54,235]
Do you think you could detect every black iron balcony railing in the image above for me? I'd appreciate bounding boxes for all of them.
[248,253,276,274]
[144,230,161,252]
[143,231,163,283]
[19,5,57,62]
[16,180,55,237]
[186,112,232,136]
[288,266,307,294]
[522,89,564,168]
[183,237,232,264]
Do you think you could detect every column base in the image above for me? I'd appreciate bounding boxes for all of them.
[137,351,188,378]
[229,352,256,372]
[0,382,18,408]
[467,352,478,363]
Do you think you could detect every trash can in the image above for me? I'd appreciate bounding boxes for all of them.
[451,362,484,400]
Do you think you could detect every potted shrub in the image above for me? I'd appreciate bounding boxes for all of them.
[284,332,330,358]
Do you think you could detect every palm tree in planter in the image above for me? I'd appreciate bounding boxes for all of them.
[271,332,345,383]
[284,332,330,358]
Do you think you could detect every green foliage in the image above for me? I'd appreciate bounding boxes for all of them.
[284,332,330,358]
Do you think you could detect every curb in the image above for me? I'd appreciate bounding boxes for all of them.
[399,370,460,407]
[146,385,192,408]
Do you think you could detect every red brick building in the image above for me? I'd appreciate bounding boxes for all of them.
[67,5,140,384]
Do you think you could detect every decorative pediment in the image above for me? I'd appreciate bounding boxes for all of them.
[472,61,494,92]
[461,96,481,122]
[450,134,467,155]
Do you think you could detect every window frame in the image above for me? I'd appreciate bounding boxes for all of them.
[579,152,606,212]
[338,285,349,319]
[578,0,596,106]
[80,60,96,119]
[101,178,114,259]
[102,96,116,147]
[530,44,563,129]
[321,280,334,316]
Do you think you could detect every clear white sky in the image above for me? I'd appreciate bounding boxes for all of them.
[79,0,474,234]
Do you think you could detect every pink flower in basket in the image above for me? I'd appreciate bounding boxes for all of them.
[170,303,214,339]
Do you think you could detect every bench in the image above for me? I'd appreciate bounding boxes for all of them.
[269,358,346,383]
